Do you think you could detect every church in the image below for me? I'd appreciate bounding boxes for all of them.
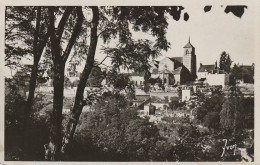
[149,38,197,85]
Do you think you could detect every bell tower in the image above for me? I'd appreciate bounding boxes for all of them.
[183,37,196,80]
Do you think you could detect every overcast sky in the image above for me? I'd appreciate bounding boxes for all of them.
[94,5,255,69]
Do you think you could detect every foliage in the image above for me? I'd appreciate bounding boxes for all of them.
[64,76,73,88]
[148,77,161,85]
[143,81,150,93]
[219,97,243,132]
[204,5,248,18]
[106,69,133,92]
[229,64,254,85]
[5,7,35,69]
[172,125,205,161]
[103,39,160,73]
[5,78,50,160]
[224,6,247,18]
[240,97,254,129]
[168,99,184,110]
[219,51,232,73]
[195,93,223,123]
[203,112,220,131]
[70,92,175,161]
[86,66,105,87]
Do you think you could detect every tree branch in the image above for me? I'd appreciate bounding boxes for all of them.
[62,7,83,62]
[56,7,74,41]
[48,7,58,61]
[61,6,100,155]
[96,54,113,66]
[33,7,42,62]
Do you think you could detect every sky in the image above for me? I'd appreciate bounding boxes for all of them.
[164,5,255,66]
[94,5,255,69]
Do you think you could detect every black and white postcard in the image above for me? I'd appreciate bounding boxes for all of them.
[1,0,260,164]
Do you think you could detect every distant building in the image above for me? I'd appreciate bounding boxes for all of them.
[182,89,191,102]
[143,104,156,115]
[129,71,145,86]
[197,61,229,87]
[128,38,197,86]
[150,38,197,85]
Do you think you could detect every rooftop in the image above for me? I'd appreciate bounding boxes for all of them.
[198,64,215,73]
[169,57,183,63]
[183,37,194,48]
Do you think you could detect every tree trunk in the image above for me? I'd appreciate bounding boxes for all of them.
[27,6,51,111]
[49,61,65,160]
[26,60,40,110]
[26,7,41,111]
[61,6,99,155]
[46,6,82,160]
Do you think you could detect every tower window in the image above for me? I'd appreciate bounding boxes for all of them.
[186,49,189,54]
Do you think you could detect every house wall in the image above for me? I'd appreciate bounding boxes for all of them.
[130,76,144,86]
[182,89,191,102]
[174,74,181,84]
[158,57,174,71]
[143,105,150,115]
[206,74,228,87]
[151,73,159,79]
[150,91,179,99]
[197,71,208,79]
[151,102,167,109]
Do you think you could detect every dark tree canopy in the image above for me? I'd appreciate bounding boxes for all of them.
[219,51,232,73]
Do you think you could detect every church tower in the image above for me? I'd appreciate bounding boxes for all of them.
[183,37,197,80]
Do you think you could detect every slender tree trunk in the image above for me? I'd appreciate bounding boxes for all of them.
[27,7,51,111]
[26,60,39,110]
[61,6,99,155]
[46,6,83,160]
[26,7,41,111]
[23,7,49,159]
[50,61,65,160]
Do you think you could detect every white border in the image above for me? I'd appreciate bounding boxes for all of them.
[1,0,260,164]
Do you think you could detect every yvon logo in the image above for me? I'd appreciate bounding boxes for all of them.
[221,139,237,157]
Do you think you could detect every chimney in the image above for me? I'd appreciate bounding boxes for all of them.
[215,60,218,69]
[200,63,202,67]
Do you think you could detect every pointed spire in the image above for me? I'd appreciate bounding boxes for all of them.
[183,36,194,48]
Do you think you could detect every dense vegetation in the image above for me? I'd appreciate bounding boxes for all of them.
[5,74,254,161]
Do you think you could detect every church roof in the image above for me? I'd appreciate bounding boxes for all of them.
[169,57,183,63]
[183,37,194,48]
[173,67,182,74]
[198,65,215,73]
[183,42,194,48]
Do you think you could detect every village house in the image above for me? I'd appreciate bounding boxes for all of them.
[197,62,229,87]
